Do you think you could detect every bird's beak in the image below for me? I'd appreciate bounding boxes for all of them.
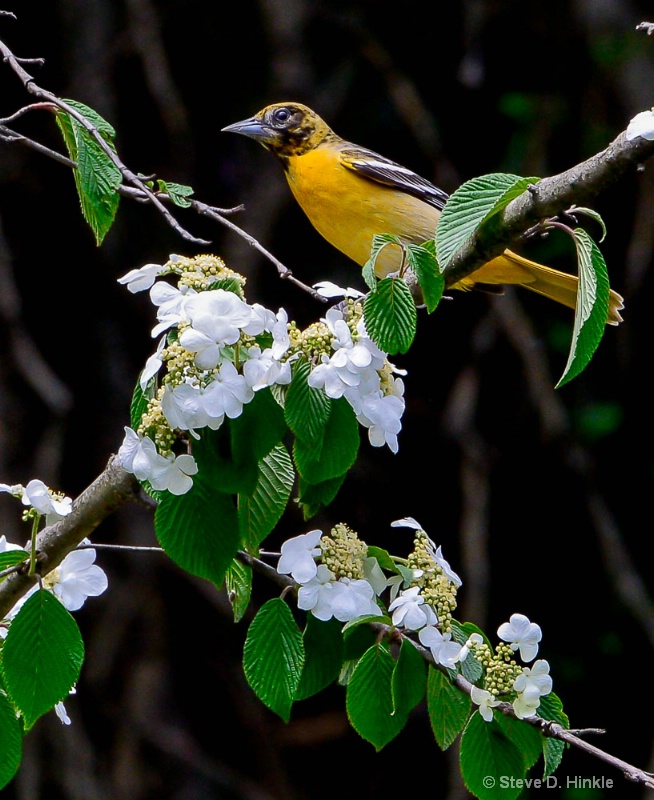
[221,116,271,142]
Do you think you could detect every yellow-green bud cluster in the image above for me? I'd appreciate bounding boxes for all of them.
[138,393,176,456]
[407,531,459,631]
[287,298,365,365]
[319,523,368,580]
[165,254,246,295]
[475,641,523,698]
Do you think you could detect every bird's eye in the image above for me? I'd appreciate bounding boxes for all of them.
[272,107,292,125]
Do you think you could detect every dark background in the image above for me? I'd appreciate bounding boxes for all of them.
[1,1,653,798]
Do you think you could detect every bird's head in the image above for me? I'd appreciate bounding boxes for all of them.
[222,102,334,158]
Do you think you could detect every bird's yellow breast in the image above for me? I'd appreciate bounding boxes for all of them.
[284,147,440,277]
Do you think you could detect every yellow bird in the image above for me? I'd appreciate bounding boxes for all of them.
[223,102,623,324]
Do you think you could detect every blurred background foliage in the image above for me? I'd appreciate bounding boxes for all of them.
[1,1,653,798]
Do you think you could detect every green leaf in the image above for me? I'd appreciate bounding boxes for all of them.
[155,479,240,586]
[405,241,444,313]
[0,689,22,790]
[391,638,427,717]
[495,714,543,773]
[284,360,331,447]
[363,234,403,289]
[556,228,610,388]
[55,100,121,245]
[0,550,29,577]
[294,616,344,701]
[293,397,359,484]
[238,443,294,551]
[346,643,408,750]
[230,388,287,467]
[460,713,526,800]
[426,665,472,750]
[243,598,304,722]
[1,591,84,730]
[129,378,150,431]
[366,546,396,572]
[297,473,346,520]
[225,558,252,623]
[156,179,194,208]
[436,173,540,270]
[537,692,569,777]
[364,277,417,354]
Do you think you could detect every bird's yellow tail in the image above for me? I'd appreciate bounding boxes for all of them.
[451,250,624,325]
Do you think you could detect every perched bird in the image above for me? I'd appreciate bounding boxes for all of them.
[223,102,623,324]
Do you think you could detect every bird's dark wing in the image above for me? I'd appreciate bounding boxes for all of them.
[339,145,449,211]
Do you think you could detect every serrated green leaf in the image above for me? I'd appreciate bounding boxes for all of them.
[436,173,540,270]
[365,546,396,572]
[363,234,403,289]
[364,277,417,355]
[346,643,408,750]
[243,598,304,721]
[297,473,347,520]
[537,692,569,777]
[230,388,287,467]
[55,100,121,245]
[460,713,526,800]
[426,665,472,750]
[156,179,194,208]
[293,397,359,484]
[0,689,22,790]
[284,360,331,446]
[294,616,344,701]
[392,638,427,717]
[556,228,610,388]
[155,479,240,586]
[1,591,84,730]
[129,379,150,431]
[405,241,444,313]
[571,206,607,241]
[238,443,294,551]
[495,714,543,773]
[225,558,252,623]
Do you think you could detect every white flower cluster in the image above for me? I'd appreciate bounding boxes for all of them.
[1,479,72,526]
[117,256,409,495]
[276,517,552,723]
[277,529,384,622]
[308,307,406,453]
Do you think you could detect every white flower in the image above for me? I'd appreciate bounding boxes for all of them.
[51,542,109,611]
[471,686,500,723]
[497,613,542,663]
[313,281,365,299]
[458,632,484,663]
[389,586,438,630]
[201,361,254,419]
[270,308,291,360]
[626,109,654,141]
[277,529,322,583]
[328,578,380,622]
[180,290,253,369]
[161,382,225,434]
[242,346,292,391]
[149,282,197,336]
[355,391,405,453]
[148,453,198,495]
[418,626,463,669]
[513,659,552,702]
[117,428,160,480]
[140,335,166,390]
[362,556,388,596]
[390,517,424,531]
[117,263,163,293]
[428,544,462,588]
[0,483,24,498]
[297,564,337,620]
[21,479,72,524]
[242,303,277,336]
[54,687,76,726]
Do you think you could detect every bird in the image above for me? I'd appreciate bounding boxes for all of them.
[222,102,623,324]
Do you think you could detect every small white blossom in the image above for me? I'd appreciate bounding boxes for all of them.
[418,625,463,669]
[513,659,553,702]
[140,336,166,390]
[328,578,380,622]
[270,308,291,359]
[457,632,484,663]
[21,479,72,524]
[427,544,462,588]
[388,586,438,630]
[54,687,76,726]
[161,382,225,435]
[277,529,322,583]
[355,391,405,453]
[149,282,197,336]
[117,263,164,293]
[626,109,654,141]
[313,281,365,299]
[497,613,542,663]
[51,542,109,611]
[297,564,337,620]
[0,483,24,498]
[242,346,292,391]
[201,361,254,419]
[148,453,198,495]
[390,517,424,531]
[471,686,500,722]
[180,290,253,369]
